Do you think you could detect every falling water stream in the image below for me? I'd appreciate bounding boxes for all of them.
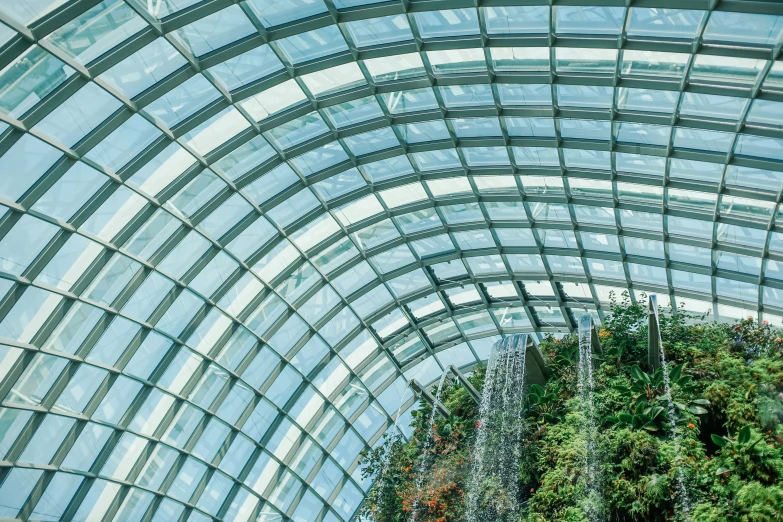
[409,372,448,522]
[578,316,603,521]
[465,334,528,522]
[651,296,693,518]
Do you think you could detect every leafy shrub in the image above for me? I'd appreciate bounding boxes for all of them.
[359,296,783,521]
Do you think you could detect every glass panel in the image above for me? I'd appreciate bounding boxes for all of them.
[247,0,327,28]
[45,0,145,64]
[277,26,349,65]
[414,9,479,38]
[0,46,75,118]
[484,6,549,34]
[171,5,256,57]
[704,12,783,47]
[98,38,186,98]
[301,63,366,98]
[427,49,487,75]
[34,83,122,146]
[556,6,625,36]
[207,45,283,91]
[557,48,617,75]
[345,15,413,47]
[627,8,706,40]
[621,50,689,79]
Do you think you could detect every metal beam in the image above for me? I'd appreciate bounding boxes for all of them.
[524,335,551,387]
[447,365,481,404]
[648,294,662,372]
[2,3,782,522]
[409,379,452,419]
[591,322,603,355]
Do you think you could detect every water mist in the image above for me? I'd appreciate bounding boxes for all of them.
[651,296,693,518]
[578,315,603,521]
[465,334,528,522]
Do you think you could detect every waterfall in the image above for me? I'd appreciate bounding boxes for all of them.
[465,334,528,522]
[651,297,692,518]
[409,372,448,522]
[578,316,603,521]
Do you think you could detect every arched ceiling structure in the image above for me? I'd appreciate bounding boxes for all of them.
[0,0,782,521]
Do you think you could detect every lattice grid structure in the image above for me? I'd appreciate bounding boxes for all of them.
[0,1,782,521]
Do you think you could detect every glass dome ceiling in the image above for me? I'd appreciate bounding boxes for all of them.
[0,0,782,520]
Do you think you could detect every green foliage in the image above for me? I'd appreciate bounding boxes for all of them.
[359,432,408,522]
[709,425,783,484]
[692,482,783,522]
[596,292,648,368]
[359,296,783,521]
[609,364,709,432]
[609,399,666,432]
[528,383,563,425]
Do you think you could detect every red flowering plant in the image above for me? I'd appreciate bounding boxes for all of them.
[359,375,480,522]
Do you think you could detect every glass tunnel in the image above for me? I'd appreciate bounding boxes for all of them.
[0,0,781,521]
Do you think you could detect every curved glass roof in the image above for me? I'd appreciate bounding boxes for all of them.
[0,1,782,521]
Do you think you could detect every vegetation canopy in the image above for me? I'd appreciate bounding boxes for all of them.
[359,294,783,522]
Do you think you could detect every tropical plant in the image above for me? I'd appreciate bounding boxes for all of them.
[712,426,764,458]
[358,302,783,522]
[437,413,459,439]
[608,399,665,432]
[710,426,782,482]
[612,364,709,420]
[596,292,648,368]
[549,344,579,370]
[527,383,562,425]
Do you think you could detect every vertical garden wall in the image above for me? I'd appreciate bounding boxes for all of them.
[360,295,783,522]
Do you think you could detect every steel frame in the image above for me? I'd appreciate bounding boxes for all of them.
[0,2,781,522]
